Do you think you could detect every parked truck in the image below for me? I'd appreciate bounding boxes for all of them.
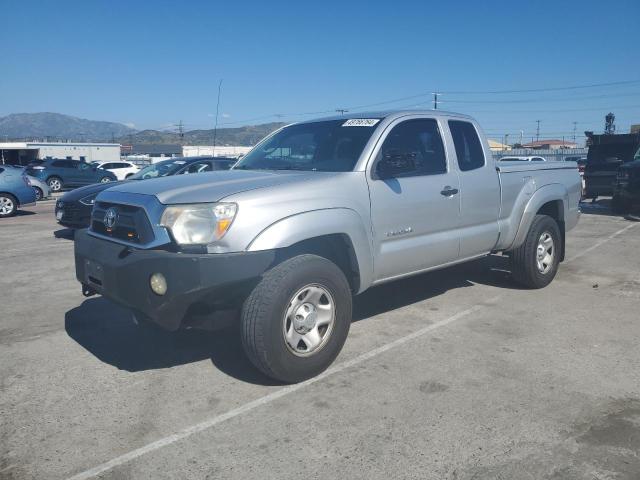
[74,111,581,382]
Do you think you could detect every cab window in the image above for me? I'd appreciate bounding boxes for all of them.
[180,161,212,174]
[448,120,485,171]
[377,119,447,177]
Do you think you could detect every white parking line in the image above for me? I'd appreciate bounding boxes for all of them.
[66,299,499,480]
[566,222,638,263]
[66,219,638,480]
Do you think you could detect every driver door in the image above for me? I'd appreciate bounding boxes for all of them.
[367,118,461,281]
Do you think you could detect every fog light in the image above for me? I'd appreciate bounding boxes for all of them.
[149,273,167,296]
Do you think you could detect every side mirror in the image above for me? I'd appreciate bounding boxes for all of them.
[376,151,416,179]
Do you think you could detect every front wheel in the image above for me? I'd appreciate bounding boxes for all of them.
[510,214,561,289]
[33,187,43,201]
[241,254,352,383]
[99,176,112,183]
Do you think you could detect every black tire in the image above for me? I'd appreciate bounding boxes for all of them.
[0,193,18,218]
[47,176,63,192]
[611,194,631,214]
[100,177,112,183]
[510,214,561,289]
[33,187,43,201]
[241,254,352,383]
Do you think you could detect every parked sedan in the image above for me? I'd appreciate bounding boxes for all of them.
[26,159,118,192]
[0,165,37,218]
[55,156,237,228]
[27,175,51,201]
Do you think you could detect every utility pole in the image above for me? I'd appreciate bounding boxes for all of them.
[572,121,577,143]
[504,134,509,151]
[535,120,541,142]
[433,92,439,110]
[212,79,223,155]
[519,130,524,146]
[335,109,348,115]
[177,120,184,145]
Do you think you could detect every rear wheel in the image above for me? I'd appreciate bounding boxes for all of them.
[100,176,112,183]
[241,254,352,383]
[33,187,43,201]
[47,176,63,192]
[510,214,561,289]
[0,194,18,217]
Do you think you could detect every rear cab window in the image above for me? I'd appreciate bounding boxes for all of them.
[448,120,485,171]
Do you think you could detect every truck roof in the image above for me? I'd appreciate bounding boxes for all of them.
[295,109,475,125]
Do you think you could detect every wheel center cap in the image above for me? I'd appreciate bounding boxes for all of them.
[293,303,318,334]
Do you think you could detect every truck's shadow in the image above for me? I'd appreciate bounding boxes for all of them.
[65,255,515,385]
[579,198,640,219]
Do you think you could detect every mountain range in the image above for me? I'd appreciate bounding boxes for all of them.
[0,112,285,146]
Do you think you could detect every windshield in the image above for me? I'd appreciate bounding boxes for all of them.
[635,146,640,161]
[234,119,380,172]
[128,159,187,180]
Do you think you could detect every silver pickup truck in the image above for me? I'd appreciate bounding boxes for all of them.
[74,110,581,382]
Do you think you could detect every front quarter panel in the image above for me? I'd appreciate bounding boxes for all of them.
[248,208,374,293]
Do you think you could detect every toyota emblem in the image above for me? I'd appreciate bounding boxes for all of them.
[103,207,118,229]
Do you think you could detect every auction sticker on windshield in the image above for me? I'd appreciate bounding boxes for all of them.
[342,119,380,127]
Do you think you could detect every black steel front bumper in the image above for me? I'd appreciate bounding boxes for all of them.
[74,230,275,330]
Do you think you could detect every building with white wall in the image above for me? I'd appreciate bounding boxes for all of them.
[182,145,252,158]
[0,142,120,165]
[32,142,121,161]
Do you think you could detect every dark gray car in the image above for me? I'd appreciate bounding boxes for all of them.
[55,157,237,228]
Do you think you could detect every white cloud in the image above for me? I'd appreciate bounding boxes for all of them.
[222,113,231,118]
[123,122,136,129]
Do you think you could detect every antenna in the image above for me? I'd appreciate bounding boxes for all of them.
[212,79,223,154]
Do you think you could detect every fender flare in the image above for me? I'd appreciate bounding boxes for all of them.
[508,183,568,251]
[247,208,374,293]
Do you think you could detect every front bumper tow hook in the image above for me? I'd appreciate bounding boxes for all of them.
[82,284,97,297]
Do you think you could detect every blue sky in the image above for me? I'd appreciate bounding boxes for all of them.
[1,0,639,142]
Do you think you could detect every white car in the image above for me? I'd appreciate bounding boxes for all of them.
[92,161,140,180]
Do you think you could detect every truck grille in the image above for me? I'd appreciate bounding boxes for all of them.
[91,201,155,244]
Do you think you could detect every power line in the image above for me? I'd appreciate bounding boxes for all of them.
[439,79,640,94]
[432,91,640,105]
[215,79,640,127]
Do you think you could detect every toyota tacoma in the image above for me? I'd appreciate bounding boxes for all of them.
[74,110,581,382]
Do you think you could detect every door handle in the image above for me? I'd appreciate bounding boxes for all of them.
[440,186,459,197]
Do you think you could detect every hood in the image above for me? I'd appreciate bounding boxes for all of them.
[60,180,126,201]
[103,170,323,204]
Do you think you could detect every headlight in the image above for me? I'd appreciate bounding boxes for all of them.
[160,203,237,245]
[79,193,98,205]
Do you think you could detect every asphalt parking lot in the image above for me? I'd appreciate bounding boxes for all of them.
[1,199,639,480]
